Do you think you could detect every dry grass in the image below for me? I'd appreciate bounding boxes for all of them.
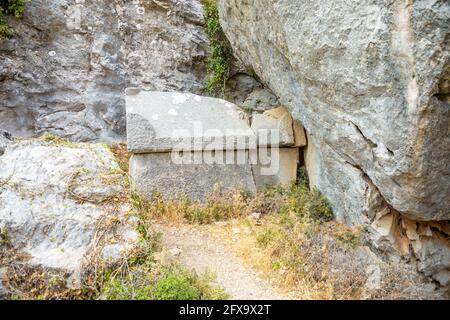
[2,141,437,300]
[2,198,227,300]
[108,143,131,173]
[138,185,251,225]
[38,133,77,147]
[139,179,435,300]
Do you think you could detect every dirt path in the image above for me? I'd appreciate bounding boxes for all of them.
[154,223,287,300]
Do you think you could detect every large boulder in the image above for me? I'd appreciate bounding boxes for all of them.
[0,139,139,293]
[219,0,450,223]
[0,0,209,141]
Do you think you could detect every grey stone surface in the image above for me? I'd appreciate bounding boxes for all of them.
[251,107,295,146]
[100,225,140,264]
[252,148,299,191]
[242,88,280,112]
[0,139,138,290]
[293,120,307,148]
[126,90,255,152]
[225,74,262,104]
[219,0,450,222]
[129,151,257,202]
[0,0,209,142]
[225,73,279,111]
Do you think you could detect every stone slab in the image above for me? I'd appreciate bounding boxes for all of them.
[129,151,257,202]
[126,90,255,153]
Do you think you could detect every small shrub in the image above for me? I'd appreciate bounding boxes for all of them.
[274,183,334,225]
[201,0,234,96]
[185,207,210,224]
[296,167,310,188]
[256,228,279,248]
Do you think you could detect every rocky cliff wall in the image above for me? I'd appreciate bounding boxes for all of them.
[0,0,209,141]
[219,0,449,223]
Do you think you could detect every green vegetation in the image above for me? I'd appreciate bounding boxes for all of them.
[97,192,228,300]
[245,182,416,299]
[3,195,228,300]
[101,267,228,300]
[201,0,234,96]
[0,0,27,39]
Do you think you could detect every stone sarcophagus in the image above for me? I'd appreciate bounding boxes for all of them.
[126,89,306,201]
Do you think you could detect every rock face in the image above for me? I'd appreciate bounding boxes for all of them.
[0,0,209,142]
[126,91,300,201]
[219,0,450,223]
[0,130,13,156]
[251,107,295,146]
[0,139,139,292]
[225,73,280,112]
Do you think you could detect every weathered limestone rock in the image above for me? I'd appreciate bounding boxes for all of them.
[129,151,257,202]
[0,0,209,141]
[225,73,280,112]
[126,90,254,153]
[251,107,295,146]
[219,0,450,223]
[252,148,299,190]
[368,209,450,286]
[0,130,12,156]
[293,120,307,148]
[243,88,280,112]
[0,139,138,291]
